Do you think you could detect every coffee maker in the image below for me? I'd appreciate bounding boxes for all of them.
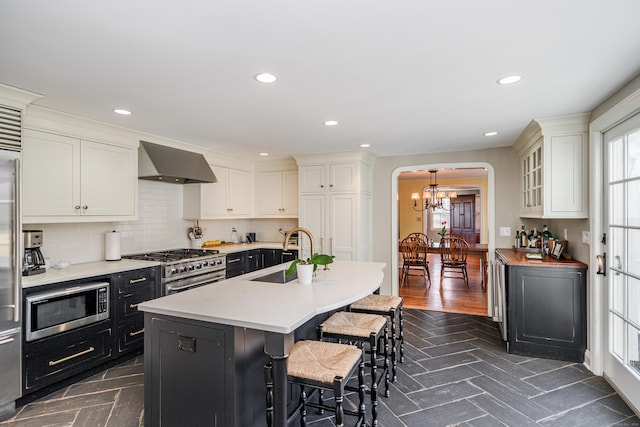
[23,230,46,276]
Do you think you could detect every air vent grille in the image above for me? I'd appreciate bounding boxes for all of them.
[0,105,22,148]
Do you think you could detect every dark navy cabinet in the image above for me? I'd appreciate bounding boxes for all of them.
[144,314,268,427]
[506,265,587,362]
[114,266,159,354]
[227,248,298,278]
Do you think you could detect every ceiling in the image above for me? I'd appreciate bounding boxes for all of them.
[2,1,640,161]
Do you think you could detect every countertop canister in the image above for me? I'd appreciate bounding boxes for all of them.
[105,230,121,261]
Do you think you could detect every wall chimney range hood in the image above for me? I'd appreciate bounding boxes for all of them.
[138,141,217,184]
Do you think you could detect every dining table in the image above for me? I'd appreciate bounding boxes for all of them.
[400,241,489,288]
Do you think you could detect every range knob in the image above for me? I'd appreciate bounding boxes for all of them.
[188,265,195,271]
[195,263,202,269]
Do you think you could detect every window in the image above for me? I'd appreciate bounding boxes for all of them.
[430,198,451,231]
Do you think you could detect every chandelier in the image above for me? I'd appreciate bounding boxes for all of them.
[411,169,457,211]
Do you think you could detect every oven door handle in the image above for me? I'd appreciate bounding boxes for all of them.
[166,270,226,293]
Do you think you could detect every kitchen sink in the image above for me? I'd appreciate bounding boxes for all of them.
[250,269,298,284]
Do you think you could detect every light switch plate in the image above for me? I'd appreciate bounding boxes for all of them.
[582,231,590,244]
[500,227,511,237]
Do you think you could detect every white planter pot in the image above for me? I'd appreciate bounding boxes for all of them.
[296,263,314,285]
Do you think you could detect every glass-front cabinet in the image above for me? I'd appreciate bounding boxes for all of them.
[521,141,543,214]
[514,113,589,219]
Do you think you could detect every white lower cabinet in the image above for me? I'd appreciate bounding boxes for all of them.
[183,165,252,219]
[22,129,137,222]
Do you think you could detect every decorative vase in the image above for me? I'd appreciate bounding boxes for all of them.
[296,263,314,285]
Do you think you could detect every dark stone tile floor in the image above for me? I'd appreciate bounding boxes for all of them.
[1,309,638,426]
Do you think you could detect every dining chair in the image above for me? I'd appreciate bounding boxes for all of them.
[405,232,428,244]
[439,236,469,289]
[398,238,431,288]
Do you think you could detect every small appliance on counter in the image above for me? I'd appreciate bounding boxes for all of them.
[23,230,46,276]
[246,232,256,243]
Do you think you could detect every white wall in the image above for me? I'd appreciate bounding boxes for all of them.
[31,180,297,266]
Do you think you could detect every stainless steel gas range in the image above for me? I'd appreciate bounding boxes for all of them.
[123,249,226,296]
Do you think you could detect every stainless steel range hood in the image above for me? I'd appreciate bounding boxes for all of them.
[138,141,217,184]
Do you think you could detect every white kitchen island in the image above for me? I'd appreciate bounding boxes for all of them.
[138,260,385,427]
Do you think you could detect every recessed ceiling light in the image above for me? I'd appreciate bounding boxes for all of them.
[113,108,132,115]
[484,131,498,136]
[323,120,338,126]
[259,152,269,156]
[497,75,522,85]
[360,143,370,148]
[254,73,278,84]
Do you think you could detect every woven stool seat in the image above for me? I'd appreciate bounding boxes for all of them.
[319,311,390,426]
[350,294,402,312]
[349,294,405,382]
[265,339,366,427]
[321,312,388,338]
[288,340,362,384]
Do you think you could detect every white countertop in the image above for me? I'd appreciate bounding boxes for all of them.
[21,259,161,288]
[138,260,385,334]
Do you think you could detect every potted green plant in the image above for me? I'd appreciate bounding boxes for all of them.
[286,253,335,284]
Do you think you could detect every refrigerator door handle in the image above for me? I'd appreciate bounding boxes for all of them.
[13,158,21,322]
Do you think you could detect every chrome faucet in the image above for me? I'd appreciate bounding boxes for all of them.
[283,227,314,260]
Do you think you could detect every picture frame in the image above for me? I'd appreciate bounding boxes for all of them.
[551,241,564,259]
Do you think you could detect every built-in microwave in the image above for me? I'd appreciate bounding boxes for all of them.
[25,282,110,342]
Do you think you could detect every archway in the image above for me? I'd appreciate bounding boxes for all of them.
[391,162,496,315]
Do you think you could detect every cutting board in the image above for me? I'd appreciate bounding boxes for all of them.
[201,242,235,248]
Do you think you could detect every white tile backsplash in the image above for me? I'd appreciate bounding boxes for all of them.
[31,180,297,265]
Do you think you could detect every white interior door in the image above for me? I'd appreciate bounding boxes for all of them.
[603,111,640,413]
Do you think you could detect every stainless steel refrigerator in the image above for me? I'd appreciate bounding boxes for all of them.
[0,144,21,419]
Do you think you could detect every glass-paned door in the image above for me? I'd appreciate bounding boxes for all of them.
[603,111,640,412]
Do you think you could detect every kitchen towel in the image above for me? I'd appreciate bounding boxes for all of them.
[105,231,121,261]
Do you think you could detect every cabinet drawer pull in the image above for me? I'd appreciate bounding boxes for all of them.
[82,205,88,210]
[228,258,241,263]
[49,347,95,366]
[129,329,144,337]
[282,252,293,256]
[0,336,15,345]
[129,277,147,284]
[74,205,81,210]
[129,303,139,309]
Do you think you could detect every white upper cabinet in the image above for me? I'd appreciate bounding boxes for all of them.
[183,165,253,219]
[514,113,589,219]
[299,162,359,194]
[256,170,298,217]
[22,129,137,222]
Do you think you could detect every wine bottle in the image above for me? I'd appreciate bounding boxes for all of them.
[514,230,520,248]
[542,224,553,254]
[520,225,528,247]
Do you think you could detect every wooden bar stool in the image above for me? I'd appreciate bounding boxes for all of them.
[349,294,404,382]
[318,311,389,426]
[264,340,366,427]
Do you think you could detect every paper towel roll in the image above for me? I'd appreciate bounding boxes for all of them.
[105,231,121,261]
